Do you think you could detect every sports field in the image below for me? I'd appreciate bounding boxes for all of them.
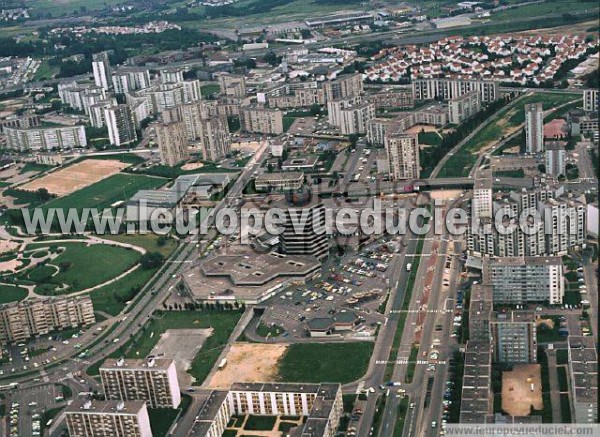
[19,159,129,196]
[41,173,167,211]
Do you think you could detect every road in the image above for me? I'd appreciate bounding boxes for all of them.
[377,199,464,437]
[2,142,270,427]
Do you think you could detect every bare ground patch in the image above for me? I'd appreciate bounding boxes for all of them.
[205,342,288,389]
[19,159,129,196]
[502,364,543,416]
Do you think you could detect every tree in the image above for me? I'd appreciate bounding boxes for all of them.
[140,252,165,269]
[309,104,321,116]
[36,188,52,203]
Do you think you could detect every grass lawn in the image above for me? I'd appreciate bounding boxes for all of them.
[101,233,178,258]
[90,266,156,316]
[494,169,525,178]
[256,321,285,338]
[404,345,420,383]
[244,415,277,431]
[88,311,242,385]
[278,342,373,384]
[201,83,220,98]
[147,394,191,437]
[0,284,28,304]
[418,131,443,146]
[556,349,569,365]
[557,366,569,392]
[560,393,572,423]
[42,173,167,211]
[491,1,598,22]
[536,315,564,343]
[20,162,53,174]
[23,242,140,293]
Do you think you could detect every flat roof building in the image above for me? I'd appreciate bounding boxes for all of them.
[181,250,321,304]
[189,382,343,437]
[567,336,598,423]
[100,357,181,409]
[65,399,152,437]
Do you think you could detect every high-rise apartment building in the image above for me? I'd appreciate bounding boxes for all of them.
[525,102,544,153]
[155,121,189,167]
[583,89,598,113]
[327,98,375,135]
[490,311,537,364]
[448,90,481,124]
[217,73,246,98]
[472,168,493,220]
[92,52,111,91]
[159,68,185,85]
[65,399,152,437]
[240,106,284,135]
[322,73,363,102]
[197,117,231,162]
[100,358,181,409]
[5,125,87,151]
[0,296,95,344]
[483,256,564,304]
[545,141,566,177]
[384,132,420,180]
[105,105,138,146]
[412,78,498,103]
[112,68,151,94]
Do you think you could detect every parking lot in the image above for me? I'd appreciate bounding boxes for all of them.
[256,237,409,339]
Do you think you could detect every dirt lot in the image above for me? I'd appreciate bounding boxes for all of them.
[502,364,543,416]
[19,159,129,196]
[205,342,288,389]
[405,124,438,134]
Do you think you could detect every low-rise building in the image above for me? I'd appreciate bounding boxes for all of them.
[567,336,598,423]
[255,172,304,191]
[190,382,343,437]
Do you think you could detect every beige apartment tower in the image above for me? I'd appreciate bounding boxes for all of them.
[65,399,152,437]
[155,121,189,167]
[197,117,231,162]
[100,357,181,409]
[385,132,420,180]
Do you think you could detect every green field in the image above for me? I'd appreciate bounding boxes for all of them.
[418,131,443,146]
[42,173,167,212]
[21,242,140,294]
[0,284,28,304]
[491,1,598,22]
[87,310,242,384]
[277,342,373,384]
[101,233,178,258]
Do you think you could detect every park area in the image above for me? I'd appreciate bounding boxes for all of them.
[18,159,129,196]
[436,92,581,178]
[502,364,543,417]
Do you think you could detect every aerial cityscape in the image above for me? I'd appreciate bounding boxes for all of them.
[0,1,597,437]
